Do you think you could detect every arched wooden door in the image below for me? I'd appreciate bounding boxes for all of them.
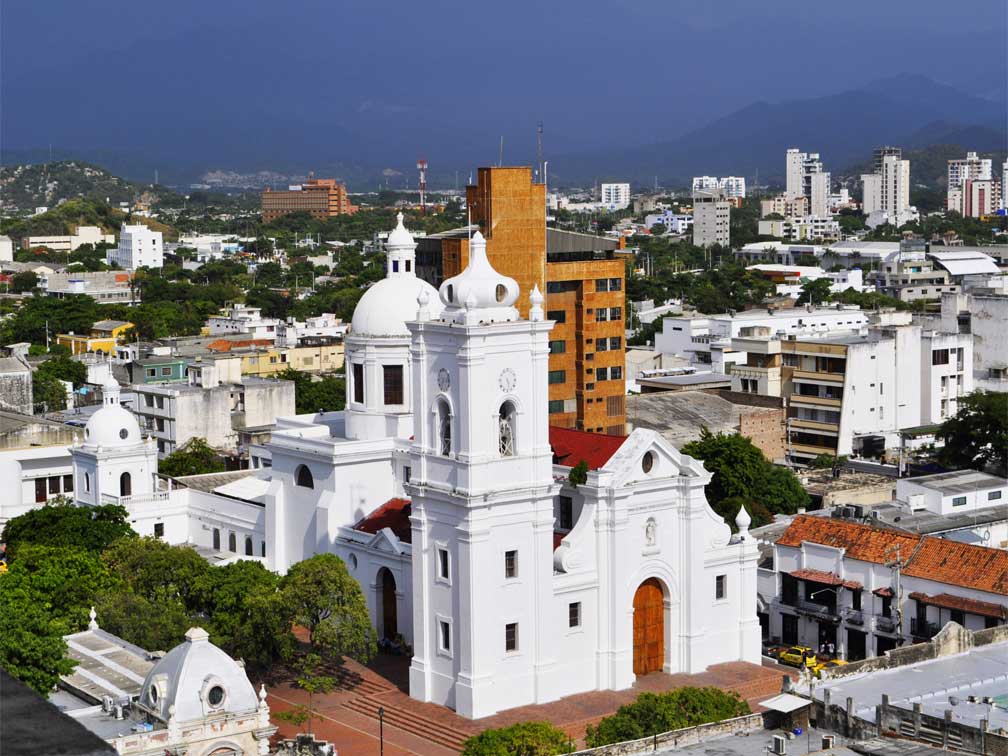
[633,578,664,675]
[381,569,397,640]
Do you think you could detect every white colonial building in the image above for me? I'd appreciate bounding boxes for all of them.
[107,224,164,270]
[68,214,760,719]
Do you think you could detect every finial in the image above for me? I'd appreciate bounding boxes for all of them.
[88,606,98,630]
[395,211,404,227]
[735,504,752,541]
[529,284,544,322]
[259,684,268,702]
[416,288,431,322]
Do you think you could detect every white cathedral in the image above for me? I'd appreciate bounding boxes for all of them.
[69,215,760,719]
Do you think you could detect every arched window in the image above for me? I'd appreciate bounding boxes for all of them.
[228,532,237,553]
[437,400,452,456]
[213,528,221,550]
[295,464,314,489]
[244,536,253,556]
[260,541,266,558]
[499,402,517,457]
[84,472,91,493]
[119,472,132,497]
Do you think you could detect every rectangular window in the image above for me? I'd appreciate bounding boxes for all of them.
[403,466,411,483]
[595,278,609,292]
[596,308,608,322]
[35,478,47,503]
[353,363,364,403]
[63,474,73,492]
[437,548,450,581]
[596,367,608,381]
[609,277,622,291]
[569,602,581,628]
[715,574,727,600]
[548,399,565,414]
[146,368,156,378]
[610,307,622,321]
[852,590,862,611]
[160,367,171,376]
[383,365,404,405]
[546,310,566,323]
[439,620,451,653]
[154,522,164,538]
[549,340,566,355]
[559,496,573,530]
[505,622,518,652]
[49,476,60,495]
[609,336,622,350]
[952,496,967,507]
[610,366,623,380]
[548,370,566,385]
[596,339,608,352]
[504,550,517,579]
[989,490,1002,501]
[932,349,949,365]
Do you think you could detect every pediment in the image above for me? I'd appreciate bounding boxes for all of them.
[366,527,406,555]
[602,428,709,487]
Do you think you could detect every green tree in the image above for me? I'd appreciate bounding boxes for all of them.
[681,429,808,518]
[1,501,133,559]
[937,391,1008,476]
[0,581,75,695]
[36,354,88,388]
[101,537,210,615]
[280,553,376,662]
[275,653,336,736]
[809,453,848,470]
[279,369,345,414]
[796,278,832,306]
[10,271,39,292]
[32,371,69,412]
[94,589,194,653]
[159,438,227,477]
[462,721,571,756]
[585,687,750,747]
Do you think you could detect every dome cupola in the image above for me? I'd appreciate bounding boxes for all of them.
[82,377,142,449]
[385,212,417,278]
[437,231,520,325]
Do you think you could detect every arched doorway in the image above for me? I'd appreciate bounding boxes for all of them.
[379,568,397,640]
[633,578,664,676]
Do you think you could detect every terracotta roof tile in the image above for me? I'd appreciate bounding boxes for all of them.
[909,592,1007,620]
[902,538,1008,595]
[353,498,412,543]
[777,515,920,565]
[549,426,626,470]
[790,568,861,590]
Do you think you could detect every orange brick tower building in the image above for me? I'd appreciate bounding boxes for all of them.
[261,177,357,222]
[422,166,627,434]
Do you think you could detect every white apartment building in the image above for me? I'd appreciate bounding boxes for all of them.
[206,303,281,339]
[25,225,115,253]
[785,149,830,216]
[276,312,346,347]
[644,210,693,235]
[107,224,164,269]
[747,265,865,299]
[919,330,973,423]
[862,154,916,228]
[692,190,730,247]
[600,183,631,210]
[897,470,1006,518]
[948,179,1002,218]
[761,195,809,219]
[947,152,992,190]
[936,291,1008,389]
[758,215,841,242]
[0,235,13,262]
[693,176,746,199]
[735,241,825,266]
[758,515,1007,661]
[655,306,870,374]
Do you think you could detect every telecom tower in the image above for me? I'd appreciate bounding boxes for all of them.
[417,159,428,215]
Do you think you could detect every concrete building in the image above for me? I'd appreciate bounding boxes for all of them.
[56,320,135,356]
[758,216,840,242]
[261,177,357,222]
[785,149,829,217]
[645,210,693,235]
[0,345,32,414]
[872,244,958,302]
[106,224,163,269]
[936,290,1008,388]
[919,330,973,423]
[417,168,629,434]
[897,470,1007,518]
[600,182,631,210]
[949,178,1002,218]
[0,235,13,262]
[862,153,916,228]
[276,312,346,347]
[758,515,1007,660]
[760,195,809,219]
[746,265,865,299]
[23,225,114,253]
[692,190,730,248]
[206,303,281,339]
[132,372,295,458]
[735,241,825,266]
[693,176,745,199]
[42,270,138,305]
[947,151,992,191]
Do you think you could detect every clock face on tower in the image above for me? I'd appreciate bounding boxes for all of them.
[437,368,451,392]
[498,368,516,393]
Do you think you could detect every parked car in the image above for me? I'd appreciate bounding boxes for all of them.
[812,658,849,677]
[778,645,818,669]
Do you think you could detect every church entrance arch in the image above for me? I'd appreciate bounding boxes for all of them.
[633,578,665,676]
[378,568,397,640]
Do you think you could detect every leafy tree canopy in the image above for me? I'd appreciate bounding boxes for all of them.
[937,390,1008,476]
[279,369,346,414]
[462,721,571,756]
[1,501,133,559]
[159,438,227,478]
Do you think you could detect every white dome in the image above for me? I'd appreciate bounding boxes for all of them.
[351,276,443,337]
[83,403,143,448]
[386,212,415,250]
[139,627,258,724]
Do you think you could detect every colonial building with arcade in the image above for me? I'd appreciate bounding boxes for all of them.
[70,214,760,719]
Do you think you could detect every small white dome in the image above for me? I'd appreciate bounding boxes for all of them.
[139,627,258,724]
[351,276,443,337]
[386,212,415,250]
[83,404,142,448]
[438,231,519,313]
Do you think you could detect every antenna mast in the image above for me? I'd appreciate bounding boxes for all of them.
[417,158,428,215]
[536,121,544,181]
[498,136,504,167]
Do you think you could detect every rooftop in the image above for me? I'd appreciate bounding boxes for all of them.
[549,425,626,470]
[0,410,83,450]
[354,497,412,542]
[627,391,779,449]
[903,469,1007,495]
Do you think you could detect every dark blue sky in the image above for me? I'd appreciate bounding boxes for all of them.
[2,0,1005,182]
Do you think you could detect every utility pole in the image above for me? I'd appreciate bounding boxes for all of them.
[885,543,904,643]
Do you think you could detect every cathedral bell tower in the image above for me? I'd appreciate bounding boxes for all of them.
[405,231,559,718]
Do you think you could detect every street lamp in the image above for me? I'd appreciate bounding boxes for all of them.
[378,706,384,756]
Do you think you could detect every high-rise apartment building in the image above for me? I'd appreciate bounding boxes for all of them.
[872,146,902,176]
[947,151,992,189]
[862,154,910,217]
[692,190,731,247]
[784,149,829,216]
[417,167,628,434]
[107,224,163,269]
[261,177,357,222]
[600,182,631,210]
[693,176,746,199]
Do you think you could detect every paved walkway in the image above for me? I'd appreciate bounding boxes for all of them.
[263,654,797,756]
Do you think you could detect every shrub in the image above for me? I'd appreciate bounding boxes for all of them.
[462,721,571,756]
[585,687,750,747]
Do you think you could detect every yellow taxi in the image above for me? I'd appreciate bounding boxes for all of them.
[778,645,818,669]
[812,658,849,677]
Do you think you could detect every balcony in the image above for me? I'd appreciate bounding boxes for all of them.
[789,419,840,433]
[794,599,840,623]
[792,369,845,385]
[843,608,864,626]
[101,491,171,508]
[789,394,842,408]
[789,442,840,456]
[876,615,897,633]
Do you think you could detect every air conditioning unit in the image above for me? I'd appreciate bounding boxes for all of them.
[821,735,836,749]
[101,695,114,713]
[771,734,788,755]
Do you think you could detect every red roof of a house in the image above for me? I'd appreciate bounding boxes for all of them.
[549,426,626,470]
[790,568,862,590]
[353,498,412,543]
[206,338,274,353]
[909,592,1007,620]
[902,538,1008,596]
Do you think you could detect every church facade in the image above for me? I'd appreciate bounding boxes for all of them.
[71,215,760,719]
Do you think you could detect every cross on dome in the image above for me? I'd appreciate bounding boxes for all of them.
[437,230,520,325]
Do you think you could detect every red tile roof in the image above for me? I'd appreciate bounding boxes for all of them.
[790,568,862,590]
[206,338,274,353]
[902,538,1008,596]
[353,498,412,543]
[872,586,895,598]
[778,515,1008,596]
[549,426,626,470]
[909,592,1007,620]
